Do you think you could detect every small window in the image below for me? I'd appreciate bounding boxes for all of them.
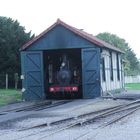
[116,53,120,81]
[101,57,106,81]
[109,52,113,81]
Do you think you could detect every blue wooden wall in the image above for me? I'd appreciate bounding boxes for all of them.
[82,48,100,98]
[21,51,45,101]
[27,25,97,51]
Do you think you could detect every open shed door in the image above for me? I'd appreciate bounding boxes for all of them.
[82,48,100,98]
[21,51,45,101]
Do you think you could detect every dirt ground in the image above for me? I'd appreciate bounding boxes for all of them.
[0,91,140,140]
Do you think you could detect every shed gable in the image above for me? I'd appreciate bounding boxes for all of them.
[27,25,97,51]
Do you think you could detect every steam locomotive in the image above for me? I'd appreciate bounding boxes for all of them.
[46,53,81,96]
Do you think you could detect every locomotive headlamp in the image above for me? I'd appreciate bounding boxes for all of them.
[61,62,65,67]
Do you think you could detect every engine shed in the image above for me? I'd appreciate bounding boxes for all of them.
[20,19,124,101]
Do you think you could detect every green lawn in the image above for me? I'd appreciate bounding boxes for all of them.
[125,83,140,90]
[0,89,22,106]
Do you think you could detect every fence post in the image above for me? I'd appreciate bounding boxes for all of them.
[6,73,8,89]
[14,73,19,89]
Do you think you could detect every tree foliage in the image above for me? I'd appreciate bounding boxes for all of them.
[0,16,34,88]
[96,32,140,75]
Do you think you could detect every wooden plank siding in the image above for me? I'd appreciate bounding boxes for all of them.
[100,49,124,95]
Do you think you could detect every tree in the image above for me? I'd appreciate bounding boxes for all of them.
[96,32,140,75]
[0,16,34,88]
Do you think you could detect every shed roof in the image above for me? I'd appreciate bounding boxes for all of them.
[21,19,123,53]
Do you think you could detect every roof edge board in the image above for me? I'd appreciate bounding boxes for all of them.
[20,19,123,53]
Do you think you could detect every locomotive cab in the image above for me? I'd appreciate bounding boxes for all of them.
[44,49,82,99]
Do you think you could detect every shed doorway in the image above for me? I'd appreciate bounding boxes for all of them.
[44,49,82,99]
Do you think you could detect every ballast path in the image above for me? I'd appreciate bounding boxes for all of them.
[36,100,140,140]
[0,100,72,125]
[11,99,140,140]
[19,99,140,131]
[0,100,52,114]
[74,103,140,140]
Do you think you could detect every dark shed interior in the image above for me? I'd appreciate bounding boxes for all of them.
[44,48,83,99]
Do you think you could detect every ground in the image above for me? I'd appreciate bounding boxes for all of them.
[1,111,140,140]
[0,87,140,140]
[42,110,140,140]
[0,93,140,140]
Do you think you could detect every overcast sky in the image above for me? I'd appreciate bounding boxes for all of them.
[0,0,140,58]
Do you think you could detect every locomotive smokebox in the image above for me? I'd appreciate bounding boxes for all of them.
[57,69,71,85]
[57,54,71,85]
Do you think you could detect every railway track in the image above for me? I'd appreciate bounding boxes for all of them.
[17,100,72,112]
[0,100,72,132]
[74,106,140,140]
[0,100,72,115]
[37,101,140,140]
[10,105,122,140]
[8,99,140,140]
[0,101,51,114]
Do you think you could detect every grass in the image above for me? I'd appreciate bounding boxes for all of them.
[0,89,22,106]
[125,83,140,90]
